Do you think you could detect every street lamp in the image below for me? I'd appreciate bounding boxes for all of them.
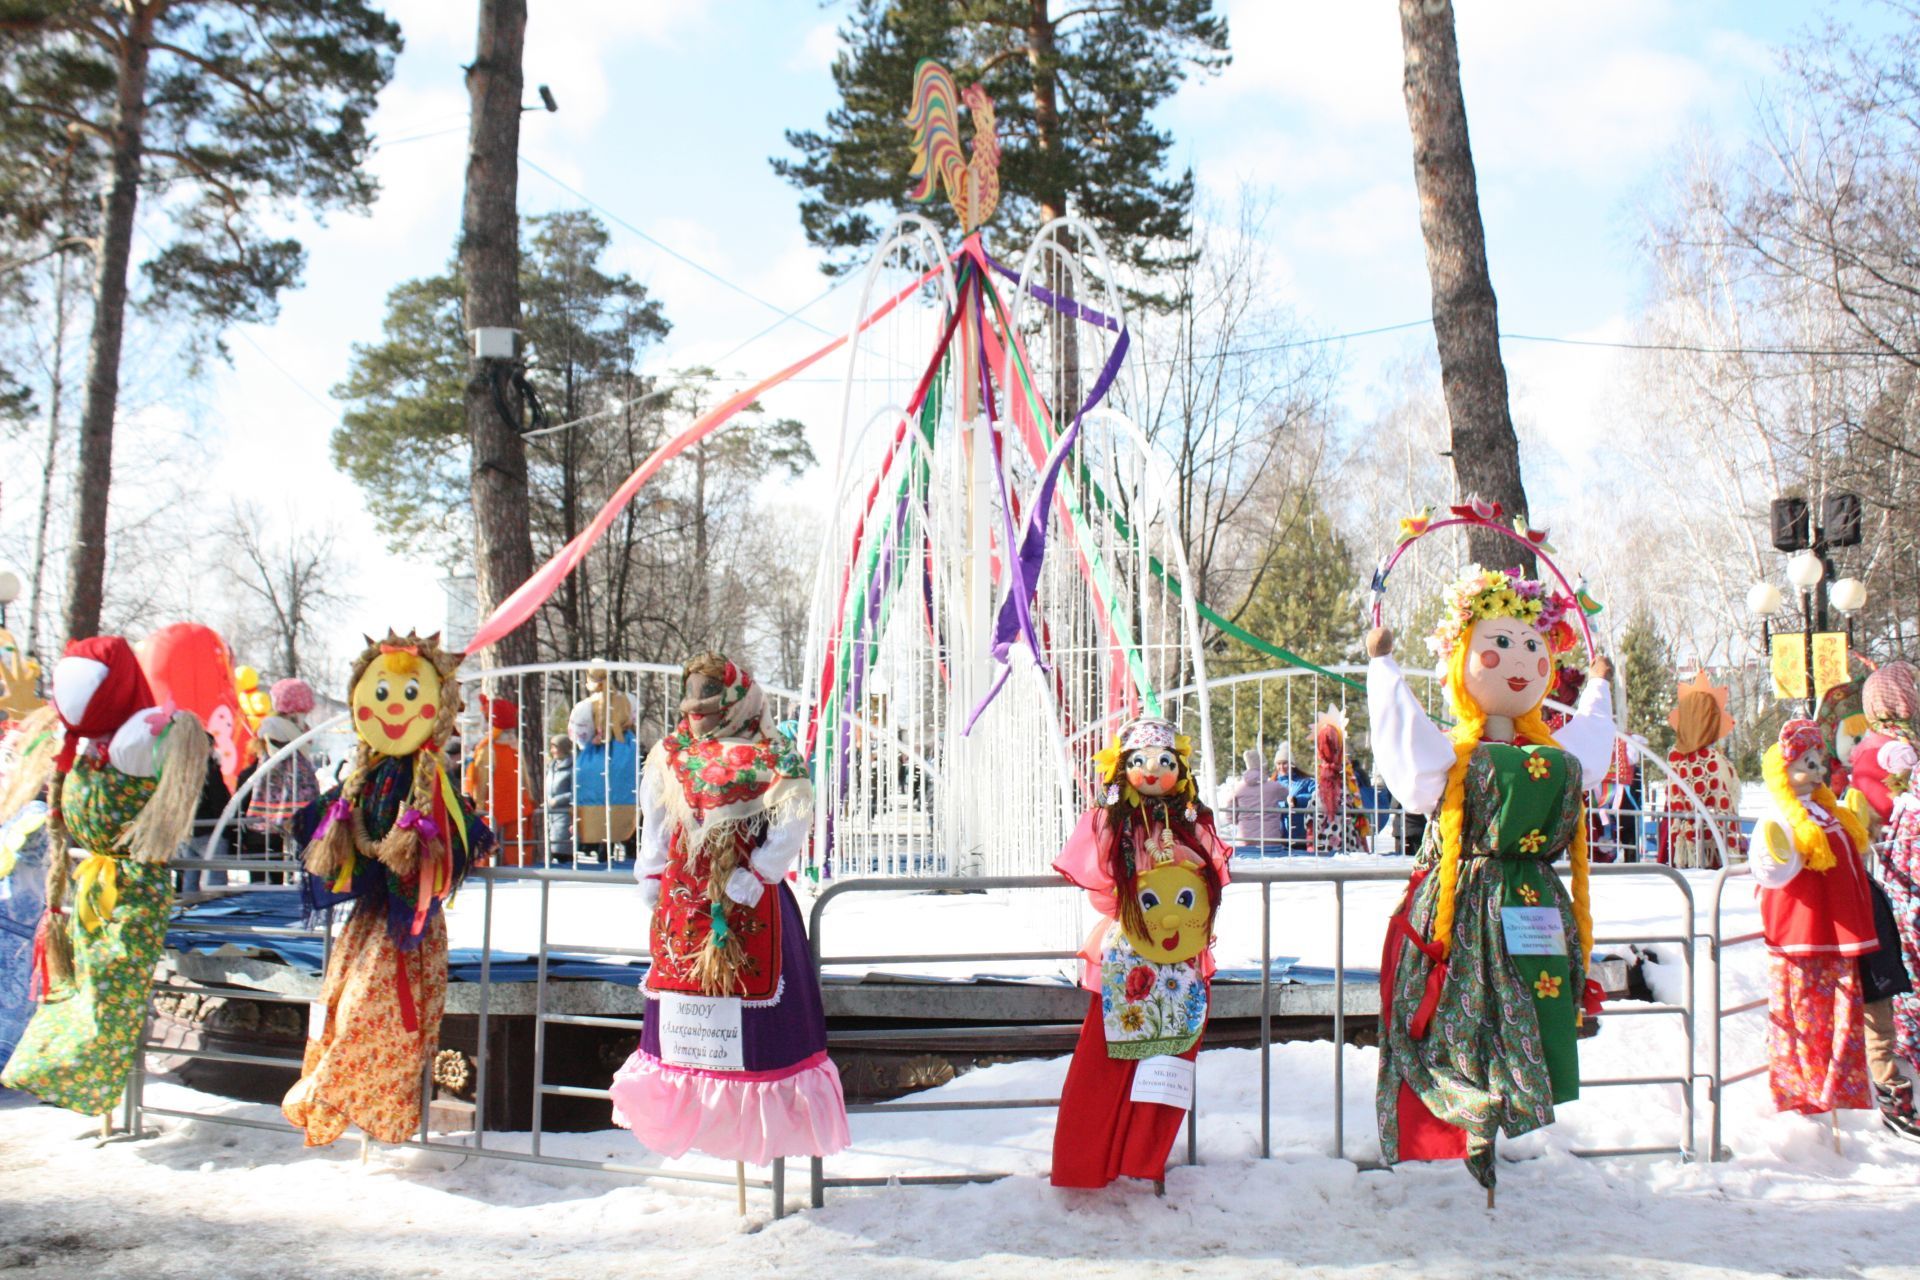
[0,570,21,631]
[1750,491,1864,717]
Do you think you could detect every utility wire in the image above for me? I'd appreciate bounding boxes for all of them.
[519,154,839,339]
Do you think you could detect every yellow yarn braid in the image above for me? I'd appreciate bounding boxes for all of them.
[1761,743,1868,872]
[1432,639,1595,971]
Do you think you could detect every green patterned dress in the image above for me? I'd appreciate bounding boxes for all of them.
[1377,742,1587,1187]
[1,758,167,1114]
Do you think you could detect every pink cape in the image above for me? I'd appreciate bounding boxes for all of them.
[1053,807,1233,992]
[608,1049,851,1165]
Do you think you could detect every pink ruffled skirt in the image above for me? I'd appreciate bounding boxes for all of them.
[609,1048,850,1164]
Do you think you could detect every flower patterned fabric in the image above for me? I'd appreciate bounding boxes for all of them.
[1876,804,1920,1071]
[1768,952,1871,1114]
[1665,746,1742,870]
[1377,743,1585,1186]
[1,760,164,1115]
[0,803,50,1073]
[1098,934,1206,1059]
[283,907,449,1145]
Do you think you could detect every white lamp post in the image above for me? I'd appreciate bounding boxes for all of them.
[1831,577,1868,615]
[0,570,21,631]
[1746,582,1785,618]
[1786,550,1826,591]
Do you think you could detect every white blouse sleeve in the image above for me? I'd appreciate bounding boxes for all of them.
[1748,818,1803,888]
[1553,677,1617,792]
[633,762,671,884]
[1367,657,1457,816]
[749,810,809,884]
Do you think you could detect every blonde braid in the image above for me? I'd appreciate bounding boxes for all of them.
[39,772,74,989]
[1432,641,1486,959]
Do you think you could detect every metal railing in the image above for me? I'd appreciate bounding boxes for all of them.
[1705,862,1765,1159]
[800,859,1702,1205]
[132,852,794,1217]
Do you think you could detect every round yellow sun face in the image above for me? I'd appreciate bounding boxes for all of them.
[351,652,443,757]
[1122,862,1211,966]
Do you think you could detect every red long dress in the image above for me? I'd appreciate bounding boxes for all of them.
[1050,807,1231,1188]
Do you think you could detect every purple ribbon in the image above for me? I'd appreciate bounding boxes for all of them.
[312,798,352,840]
[980,250,1123,333]
[395,808,441,844]
[963,321,1131,734]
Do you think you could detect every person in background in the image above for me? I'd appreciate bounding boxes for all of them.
[545,734,575,866]
[1219,742,1300,853]
[464,694,536,866]
[243,678,319,882]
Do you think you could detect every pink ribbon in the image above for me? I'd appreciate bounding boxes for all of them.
[312,798,352,840]
[394,808,441,844]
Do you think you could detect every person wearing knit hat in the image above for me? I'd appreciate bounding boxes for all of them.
[462,692,535,866]
[1,637,211,1119]
[244,677,321,862]
[1751,718,1881,1122]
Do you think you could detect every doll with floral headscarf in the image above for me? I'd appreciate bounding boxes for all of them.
[1751,719,1880,1120]
[2,638,210,1118]
[1050,715,1232,1190]
[1365,567,1616,1196]
[1664,672,1742,870]
[281,631,492,1146]
[608,652,849,1166]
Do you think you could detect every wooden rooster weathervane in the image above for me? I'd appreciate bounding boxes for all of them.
[906,60,1002,233]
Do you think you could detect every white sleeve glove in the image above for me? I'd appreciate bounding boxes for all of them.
[1367,657,1455,815]
[638,874,662,910]
[724,866,765,907]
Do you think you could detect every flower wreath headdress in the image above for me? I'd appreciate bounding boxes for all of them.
[1424,564,1580,664]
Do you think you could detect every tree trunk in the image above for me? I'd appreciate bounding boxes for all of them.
[1397,0,1532,572]
[29,246,72,659]
[63,8,154,642]
[461,0,538,667]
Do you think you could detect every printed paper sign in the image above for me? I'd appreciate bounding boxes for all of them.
[308,1000,328,1041]
[657,993,745,1071]
[1501,906,1568,956]
[1128,1054,1196,1110]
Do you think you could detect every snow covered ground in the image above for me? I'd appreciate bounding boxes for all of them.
[6,864,1920,1279]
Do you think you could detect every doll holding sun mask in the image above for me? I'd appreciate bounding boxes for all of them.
[1367,567,1616,1195]
[1050,715,1232,1190]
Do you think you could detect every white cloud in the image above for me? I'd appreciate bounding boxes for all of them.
[790,19,842,74]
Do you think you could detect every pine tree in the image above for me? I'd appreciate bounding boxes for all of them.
[771,0,1228,283]
[1618,609,1676,755]
[0,1,401,641]
[332,210,812,663]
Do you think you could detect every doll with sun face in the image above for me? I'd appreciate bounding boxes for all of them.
[1050,716,1232,1190]
[1366,568,1617,1195]
[280,631,492,1147]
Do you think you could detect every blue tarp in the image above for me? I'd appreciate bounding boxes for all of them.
[166,888,647,985]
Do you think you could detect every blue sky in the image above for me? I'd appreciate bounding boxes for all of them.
[78,0,1895,662]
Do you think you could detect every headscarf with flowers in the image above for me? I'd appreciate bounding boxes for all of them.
[1764,718,1867,874]
[647,653,809,861]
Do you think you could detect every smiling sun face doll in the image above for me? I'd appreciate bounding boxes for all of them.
[1049,715,1232,1190]
[282,630,494,1149]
